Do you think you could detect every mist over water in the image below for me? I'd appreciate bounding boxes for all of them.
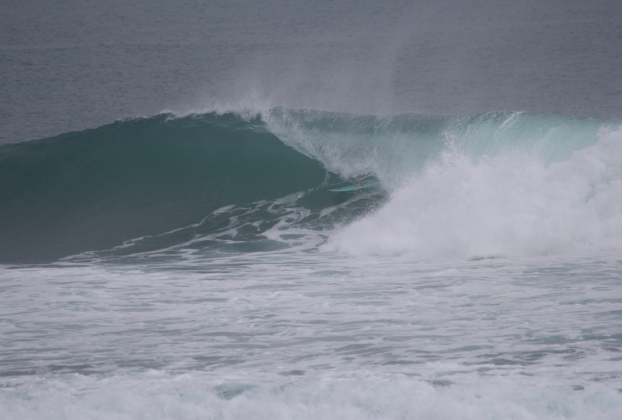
[2,1,622,419]
[2,0,622,143]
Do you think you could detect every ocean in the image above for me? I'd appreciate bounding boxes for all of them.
[1,1,622,419]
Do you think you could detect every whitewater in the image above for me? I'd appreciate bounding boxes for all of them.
[1,107,621,419]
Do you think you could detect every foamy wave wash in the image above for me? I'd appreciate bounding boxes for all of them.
[264,108,621,260]
[2,372,621,420]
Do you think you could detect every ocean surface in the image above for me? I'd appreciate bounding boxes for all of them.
[2,1,622,419]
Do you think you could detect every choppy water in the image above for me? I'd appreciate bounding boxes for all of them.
[2,252,622,419]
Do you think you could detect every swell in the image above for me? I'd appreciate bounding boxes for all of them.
[0,113,331,264]
[0,108,613,264]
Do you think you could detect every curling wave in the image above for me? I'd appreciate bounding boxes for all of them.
[0,108,617,264]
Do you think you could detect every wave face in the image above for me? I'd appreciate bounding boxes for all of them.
[0,109,619,264]
[0,113,335,263]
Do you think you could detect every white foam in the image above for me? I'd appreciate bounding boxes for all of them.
[325,127,622,259]
[1,372,620,420]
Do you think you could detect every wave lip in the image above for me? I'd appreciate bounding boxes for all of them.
[265,108,608,190]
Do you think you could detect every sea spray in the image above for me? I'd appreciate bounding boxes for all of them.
[325,127,622,259]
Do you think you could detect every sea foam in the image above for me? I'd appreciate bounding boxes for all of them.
[326,127,622,260]
[2,372,621,420]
